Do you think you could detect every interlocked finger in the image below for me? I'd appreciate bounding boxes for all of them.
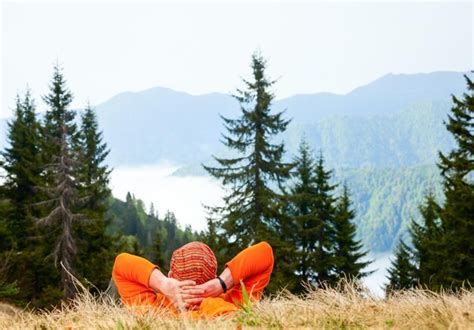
[181,287,205,295]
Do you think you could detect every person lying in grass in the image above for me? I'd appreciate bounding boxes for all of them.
[112,241,274,318]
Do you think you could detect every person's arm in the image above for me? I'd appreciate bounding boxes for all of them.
[225,241,274,294]
[191,242,274,300]
[113,253,204,309]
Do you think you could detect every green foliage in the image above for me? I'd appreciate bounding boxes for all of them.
[286,141,371,291]
[199,213,234,273]
[0,280,19,298]
[74,104,114,292]
[433,74,474,290]
[0,90,56,307]
[410,192,443,288]
[37,64,85,299]
[286,141,334,290]
[0,91,42,248]
[203,52,293,292]
[335,165,443,252]
[387,73,474,293]
[284,100,455,169]
[332,185,371,280]
[203,52,292,249]
[0,251,19,299]
[105,195,197,272]
[0,66,117,307]
[386,240,416,293]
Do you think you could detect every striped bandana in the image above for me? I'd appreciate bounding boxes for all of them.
[170,241,217,284]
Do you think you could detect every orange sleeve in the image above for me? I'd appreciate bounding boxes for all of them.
[112,253,159,306]
[224,241,274,304]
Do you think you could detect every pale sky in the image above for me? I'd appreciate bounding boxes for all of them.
[1,1,473,118]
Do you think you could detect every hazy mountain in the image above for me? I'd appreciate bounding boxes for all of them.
[92,71,466,168]
[277,71,467,120]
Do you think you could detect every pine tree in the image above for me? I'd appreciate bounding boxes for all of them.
[41,65,77,167]
[286,140,320,291]
[37,65,83,300]
[74,103,113,291]
[203,215,219,252]
[149,202,157,218]
[0,90,46,305]
[75,104,111,213]
[333,185,371,281]
[410,191,442,289]
[1,91,41,249]
[201,213,227,271]
[311,153,337,285]
[123,192,140,236]
[152,228,166,268]
[203,52,293,292]
[435,73,474,289]
[386,240,416,294]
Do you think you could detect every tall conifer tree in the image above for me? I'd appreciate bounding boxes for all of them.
[333,185,371,281]
[74,104,113,290]
[0,91,45,304]
[203,52,293,291]
[38,65,83,299]
[311,153,337,285]
[286,140,320,291]
[386,240,416,294]
[435,73,474,289]
[410,191,442,288]
[1,91,41,248]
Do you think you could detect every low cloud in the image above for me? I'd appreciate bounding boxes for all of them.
[110,162,224,232]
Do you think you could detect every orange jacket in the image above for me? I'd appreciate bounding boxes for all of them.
[112,242,274,318]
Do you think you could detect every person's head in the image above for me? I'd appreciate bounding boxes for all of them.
[168,241,217,285]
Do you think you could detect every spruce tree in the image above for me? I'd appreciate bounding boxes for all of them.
[37,65,83,300]
[74,104,113,291]
[203,216,219,252]
[386,240,416,294]
[0,91,46,305]
[410,191,442,289]
[203,52,293,291]
[333,185,371,281]
[153,228,166,268]
[202,213,227,271]
[1,91,41,249]
[75,104,111,213]
[123,192,139,235]
[435,73,474,289]
[286,140,320,291]
[311,153,337,285]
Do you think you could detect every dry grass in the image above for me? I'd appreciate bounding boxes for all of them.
[1,282,473,329]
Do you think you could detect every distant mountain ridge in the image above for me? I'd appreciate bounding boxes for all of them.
[91,71,467,167]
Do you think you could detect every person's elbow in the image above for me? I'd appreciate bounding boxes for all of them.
[256,241,274,269]
[112,252,131,280]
